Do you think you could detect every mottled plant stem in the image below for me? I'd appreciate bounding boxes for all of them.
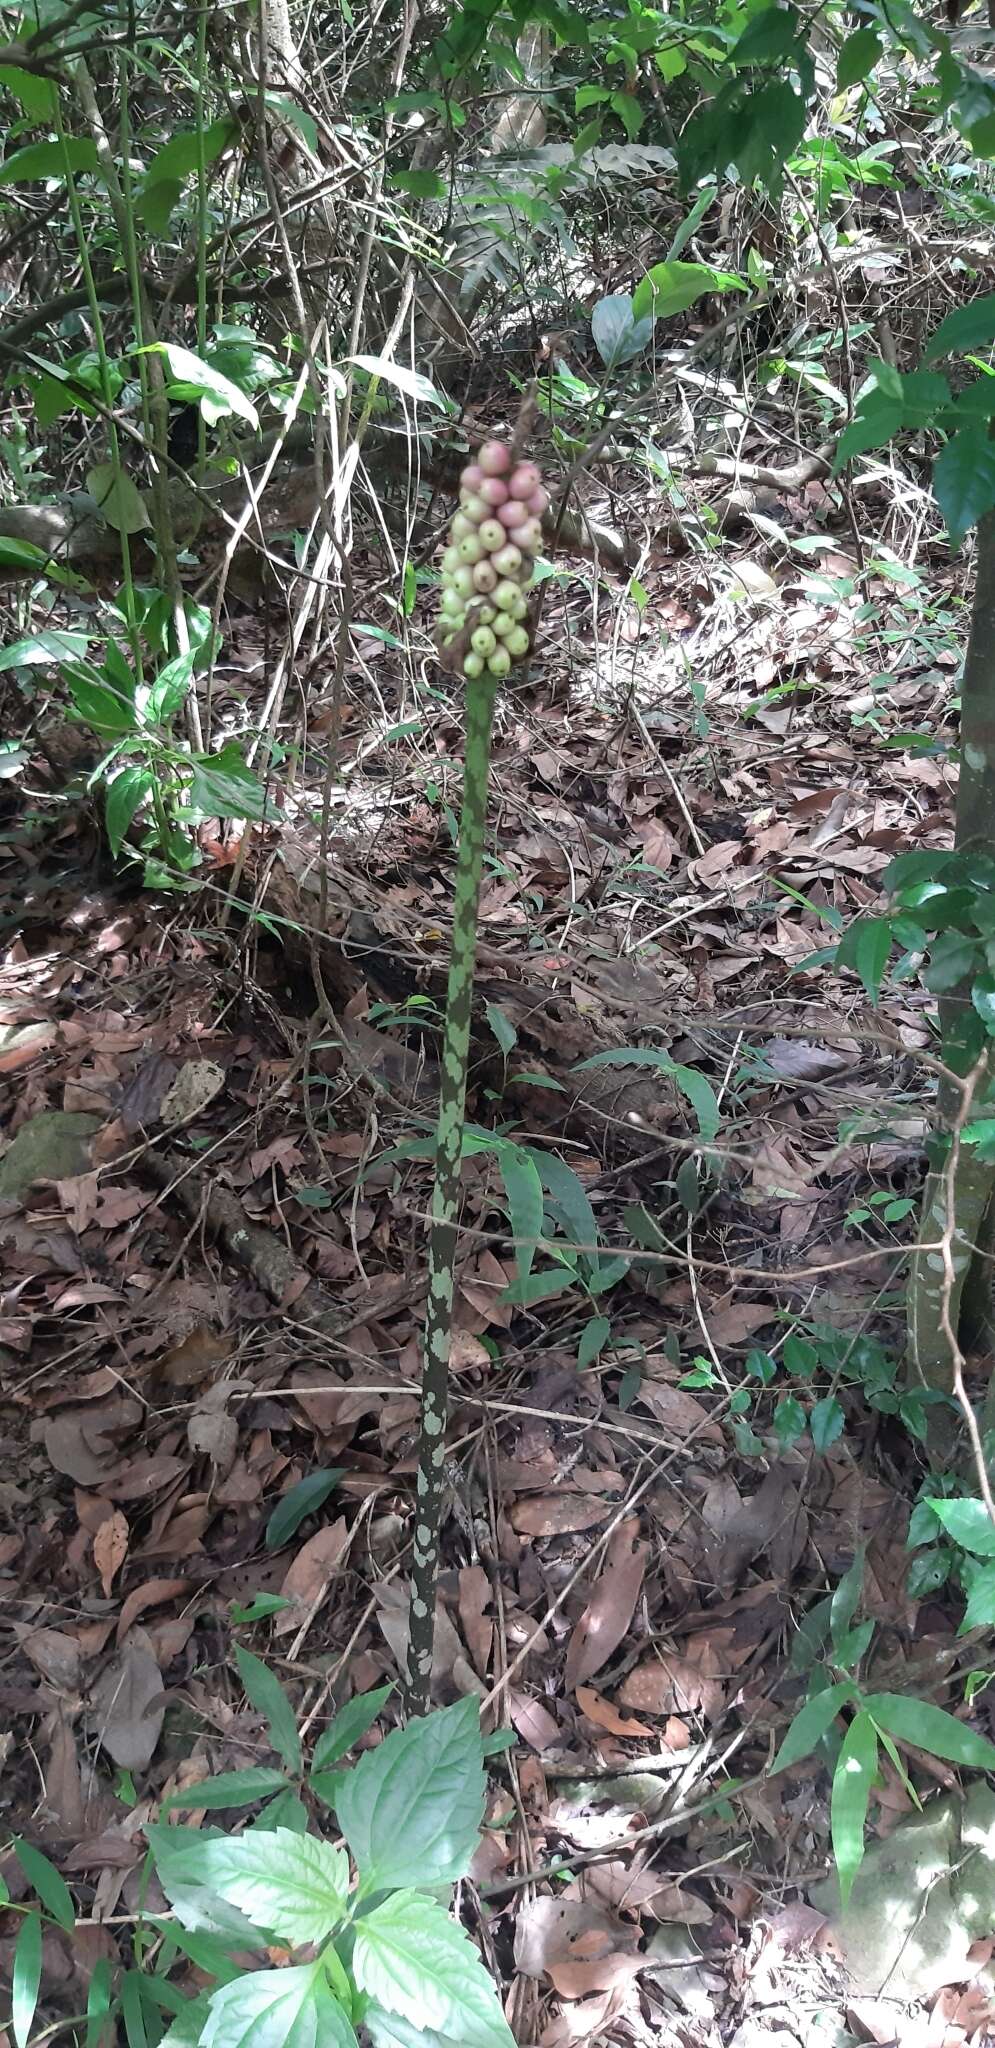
[405,673,498,1712]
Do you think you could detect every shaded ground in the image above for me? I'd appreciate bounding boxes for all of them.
[1,447,992,2048]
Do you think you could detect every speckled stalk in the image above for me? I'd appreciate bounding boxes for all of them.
[405,670,498,1711]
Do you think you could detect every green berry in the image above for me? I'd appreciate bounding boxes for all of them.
[487,646,511,678]
[471,625,497,658]
[506,625,530,659]
[463,652,485,679]
[452,566,475,599]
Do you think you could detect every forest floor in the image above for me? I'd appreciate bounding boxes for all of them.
[0,430,989,2048]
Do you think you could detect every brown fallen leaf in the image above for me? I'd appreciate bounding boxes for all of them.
[99,1455,187,1501]
[458,1564,493,1678]
[508,1689,561,1753]
[575,1686,655,1740]
[565,1518,647,1693]
[515,1897,639,1982]
[88,1628,166,1768]
[93,1509,129,1597]
[158,1324,232,1389]
[273,1519,350,1636]
[116,1577,188,1646]
[14,1624,83,1692]
[618,1642,725,1723]
[632,1382,724,1444]
[509,1497,612,1537]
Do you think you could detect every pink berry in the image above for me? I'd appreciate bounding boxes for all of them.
[497,500,522,529]
[493,543,522,577]
[461,492,487,524]
[461,463,484,491]
[472,559,497,592]
[508,518,542,554]
[480,477,509,507]
[508,461,541,500]
[527,487,548,518]
[478,440,512,477]
[478,518,505,552]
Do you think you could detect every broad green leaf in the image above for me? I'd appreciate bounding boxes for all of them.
[927,294,995,361]
[973,975,995,1033]
[837,26,882,88]
[140,177,182,236]
[144,1824,263,1941]
[572,1048,720,1142]
[0,138,99,183]
[335,1694,484,1891]
[188,743,273,821]
[0,537,48,571]
[731,4,799,63]
[499,1263,578,1307]
[810,1395,845,1452]
[497,1142,544,1285]
[158,1995,213,2048]
[771,1680,856,1772]
[577,1316,611,1369]
[85,463,150,535]
[927,1497,995,1556]
[934,432,995,546]
[250,1787,308,1833]
[833,392,905,468]
[907,1548,951,1600]
[832,1710,877,1904]
[484,1002,517,1056]
[12,1911,42,2048]
[194,1829,348,1944]
[960,1560,995,1630]
[0,629,90,672]
[632,259,740,324]
[353,1892,515,2048]
[162,1767,290,1812]
[364,2007,455,2048]
[611,90,643,139]
[14,1841,75,1930]
[67,670,138,739]
[201,1964,356,2048]
[105,766,152,857]
[829,1553,864,1656]
[390,168,447,199]
[0,67,57,120]
[862,1692,995,1768]
[836,916,892,1001]
[234,1646,301,1773]
[264,94,319,153]
[143,343,258,427]
[347,355,444,409]
[308,1766,347,1809]
[142,119,237,193]
[145,651,195,724]
[265,1468,343,1551]
[590,293,654,369]
[311,1684,393,1772]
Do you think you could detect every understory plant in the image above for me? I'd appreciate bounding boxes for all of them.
[4,1694,514,2048]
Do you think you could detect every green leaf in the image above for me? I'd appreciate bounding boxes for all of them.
[347,355,445,409]
[0,66,57,120]
[577,1316,611,1369]
[572,1048,720,1142]
[497,1142,544,1286]
[484,1002,517,1056]
[390,168,447,199]
[234,1646,301,1773]
[158,1995,213,2048]
[139,177,182,235]
[146,651,195,724]
[0,137,99,183]
[862,1692,995,1768]
[590,293,654,369]
[353,1892,515,2048]
[105,766,153,856]
[335,1694,484,1891]
[144,1824,262,1941]
[143,342,258,427]
[973,975,995,1033]
[771,1680,856,1772]
[364,2008,455,2048]
[837,26,882,87]
[194,1829,348,1944]
[832,1710,877,1904]
[0,536,47,572]
[730,4,799,63]
[14,1841,75,1931]
[499,1263,577,1307]
[632,259,740,325]
[85,462,150,536]
[265,1468,344,1551]
[85,1958,113,2048]
[934,432,995,546]
[0,629,91,672]
[162,1767,290,1812]
[12,1911,42,2048]
[264,94,319,153]
[907,1549,951,1600]
[67,669,138,739]
[142,118,236,192]
[927,295,995,361]
[836,916,892,1002]
[927,1497,995,1556]
[311,1685,393,1772]
[610,90,643,140]
[534,1149,600,1261]
[830,1553,864,1656]
[308,1767,347,1809]
[962,1560,995,1630]
[810,1395,845,1452]
[250,1787,309,1833]
[201,1965,357,2048]
[834,391,906,468]
[188,742,273,822]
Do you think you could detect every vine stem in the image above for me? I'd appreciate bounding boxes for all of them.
[405,672,498,1713]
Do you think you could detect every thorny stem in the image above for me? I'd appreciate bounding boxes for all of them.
[405,672,498,1713]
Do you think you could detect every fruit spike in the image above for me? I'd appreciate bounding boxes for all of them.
[438,438,544,683]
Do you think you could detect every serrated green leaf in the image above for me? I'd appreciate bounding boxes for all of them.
[928,1497,995,1556]
[771,1679,856,1772]
[364,2007,455,2048]
[158,1995,213,2048]
[201,1965,356,2048]
[234,1646,301,1773]
[193,1829,348,1944]
[832,1710,877,1904]
[14,1841,75,1930]
[810,1394,845,1452]
[162,1767,290,1812]
[335,1695,483,1891]
[265,1468,343,1551]
[12,1911,42,2048]
[144,1824,263,1941]
[353,1892,515,2048]
[862,1692,995,1768]
[311,1685,393,1773]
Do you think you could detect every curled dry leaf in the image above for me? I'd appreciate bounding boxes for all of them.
[509,1496,612,1537]
[116,1577,188,1646]
[565,1517,647,1693]
[14,1624,82,1692]
[575,1686,655,1740]
[158,1324,232,1389]
[273,1518,350,1635]
[93,1509,129,1597]
[88,1627,166,1769]
[159,1059,225,1127]
[618,1642,725,1724]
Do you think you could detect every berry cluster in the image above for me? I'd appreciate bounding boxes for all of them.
[438,440,548,681]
